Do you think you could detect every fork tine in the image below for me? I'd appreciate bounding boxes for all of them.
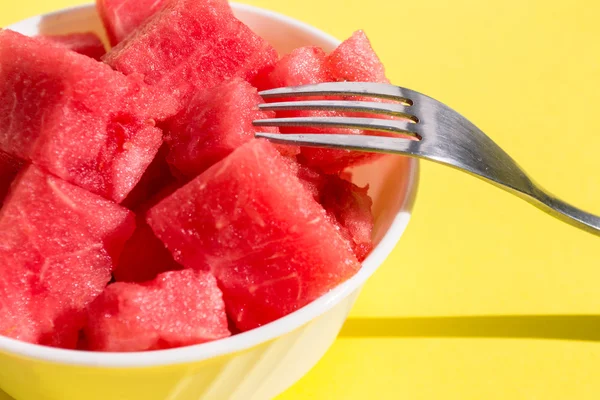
[252,117,420,138]
[255,132,417,155]
[258,82,414,104]
[258,100,418,121]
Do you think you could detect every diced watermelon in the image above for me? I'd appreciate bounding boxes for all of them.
[326,30,389,83]
[258,46,366,172]
[0,30,177,202]
[85,270,230,352]
[258,46,329,91]
[259,31,390,173]
[96,0,168,46]
[339,170,354,182]
[296,134,383,174]
[76,331,89,351]
[147,139,361,331]
[295,165,374,261]
[165,78,295,179]
[117,173,183,283]
[320,176,374,261]
[0,269,36,345]
[41,32,106,60]
[113,217,182,283]
[0,165,135,348]
[294,163,325,201]
[103,0,279,110]
[121,143,176,210]
[0,150,23,206]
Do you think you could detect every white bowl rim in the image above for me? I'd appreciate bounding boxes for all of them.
[0,2,419,368]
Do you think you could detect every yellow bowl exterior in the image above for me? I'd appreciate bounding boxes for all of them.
[0,292,358,400]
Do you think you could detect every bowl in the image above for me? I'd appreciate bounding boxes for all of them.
[1,3,419,400]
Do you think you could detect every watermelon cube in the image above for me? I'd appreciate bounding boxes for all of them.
[121,143,176,210]
[41,32,106,60]
[260,31,390,173]
[326,30,389,83]
[113,217,182,283]
[0,165,135,348]
[294,163,325,201]
[320,175,374,261]
[85,270,230,352]
[117,169,184,284]
[0,30,177,202]
[116,169,182,284]
[256,46,329,91]
[147,139,361,331]
[165,78,295,179]
[96,0,168,46]
[0,150,23,206]
[103,0,279,110]
[295,165,374,261]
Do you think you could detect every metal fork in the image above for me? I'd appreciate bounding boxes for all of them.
[253,82,600,236]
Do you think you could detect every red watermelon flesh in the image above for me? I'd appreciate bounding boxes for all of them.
[295,165,374,261]
[103,0,279,111]
[85,270,230,352]
[121,143,176,210]
[165,77,296,180]
[302,31,408,172]
[0,267,36,345]
[0,165,135,348]
[76,331,89,350]
[0,30,178,202]
[41,32,106,60]
[259,45,371,173]
[258,46,368,171]
[97,0,168,46]
[0,150,24,206]
[147,139,361,331]
[259,31,392,173]
[116,178,184,283]
[113,216,182,283]
[258,46,329,91]
[326,30,389,83]
[320,176,374,261]
[294,163,324,201]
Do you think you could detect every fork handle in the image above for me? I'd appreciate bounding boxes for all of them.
[523,188,600,235]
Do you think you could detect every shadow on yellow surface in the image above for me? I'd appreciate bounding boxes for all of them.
[339,316,600,342]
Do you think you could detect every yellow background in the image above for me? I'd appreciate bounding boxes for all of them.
[2,0,600,399]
